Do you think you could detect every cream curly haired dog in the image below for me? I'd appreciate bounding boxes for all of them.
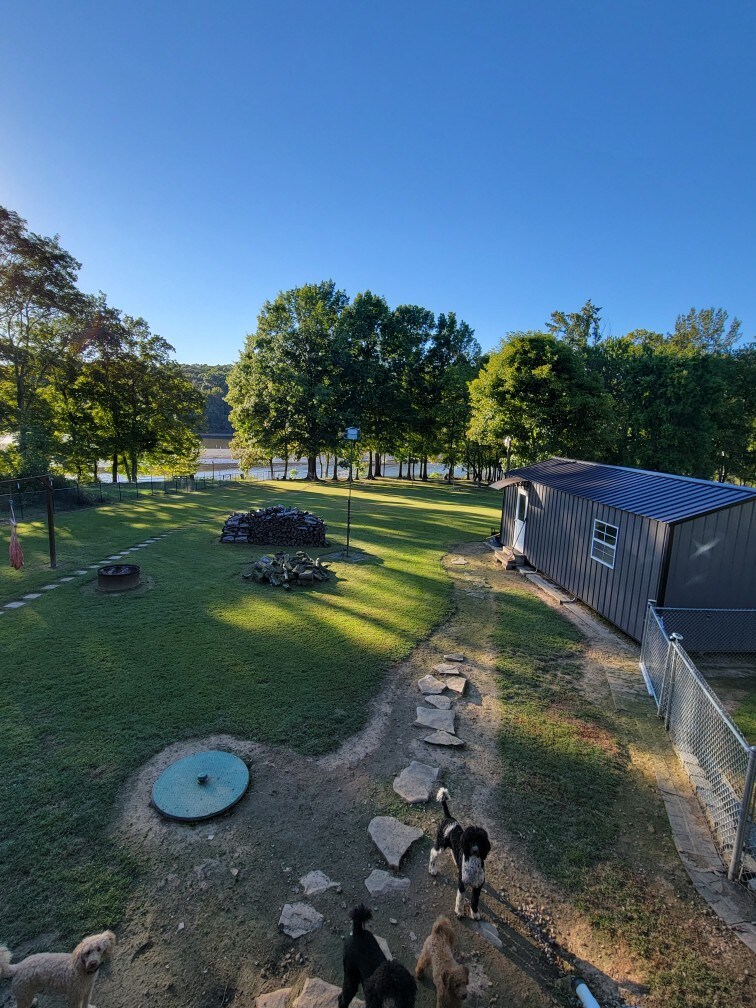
[0,930,115,1008]
[415,917,468,1008]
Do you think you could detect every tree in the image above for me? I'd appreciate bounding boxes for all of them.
[180,363,234,435]
[467,332,613,466]
[546,299,603,351]
[0,206,84,474]
[227,282,350,479]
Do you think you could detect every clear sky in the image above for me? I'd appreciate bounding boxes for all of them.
[1,2,754,363]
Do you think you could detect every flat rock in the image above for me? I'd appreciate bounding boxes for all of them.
[449,558,468,565]
[278,902,324,938]
[364,869,411,896]
[299,870,340,896]
[256,989,292,1008]
[424,730,465,747]
[444,676,467,695]
[368,816,424,869]
[418,675,446,695]
[433,662,467,676]
[414,707,456,734]
[424,695,453,710]
[443,653,465,662]
[472,920,503,949]
[292,977,364,1008]
[298,869,336,895]
[393,761,440,803]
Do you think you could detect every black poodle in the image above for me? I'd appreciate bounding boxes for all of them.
[338,905,416,1008]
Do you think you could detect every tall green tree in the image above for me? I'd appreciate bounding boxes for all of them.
[227,282,350,478]
[467,332,613,466]
[0,206,84,474]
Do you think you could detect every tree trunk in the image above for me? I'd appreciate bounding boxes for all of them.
[331,445,340,480]
[397,458,404,479]
[421,456,428,481]
[374,452,382,477]
[268,458,274,479]
[306,455,318,479]
[111,456,118,483]
[366,450,375,479]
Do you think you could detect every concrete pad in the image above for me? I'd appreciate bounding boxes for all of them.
[299,870,340,896]
[418,675,446,695]
[444,676,467,695]
[393,761,440,803]
[278,902,324,939]
[424,730,465,747]
[22,593,42,600]
[4,601,25,609]
[364,869,411,896]
[58,577,74,582]
[368,816,424,869]
[414,707,455,734]
[424,695,453,710]
[42,584,59,590]
[74,570,89,575]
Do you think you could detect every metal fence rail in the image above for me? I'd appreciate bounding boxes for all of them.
[640,601,756,882]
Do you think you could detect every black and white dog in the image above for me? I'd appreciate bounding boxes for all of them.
[338,905,417,1008]
[429,787,491,920]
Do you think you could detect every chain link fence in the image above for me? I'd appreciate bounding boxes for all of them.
[0,475,234,523]
[640,602,756,882]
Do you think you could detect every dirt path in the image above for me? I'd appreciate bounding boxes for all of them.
[33,542,745,1008]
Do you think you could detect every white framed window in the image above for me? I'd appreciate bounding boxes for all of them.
[591,518,618,568]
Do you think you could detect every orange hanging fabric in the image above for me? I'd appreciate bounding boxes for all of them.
[8,499,23,570]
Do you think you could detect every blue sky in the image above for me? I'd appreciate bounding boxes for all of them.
[1,2,754,363]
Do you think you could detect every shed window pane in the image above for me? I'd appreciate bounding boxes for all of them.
[591,519,618,568]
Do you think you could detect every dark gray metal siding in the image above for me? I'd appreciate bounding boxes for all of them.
[664,499,756,609]
[501,483,667,640]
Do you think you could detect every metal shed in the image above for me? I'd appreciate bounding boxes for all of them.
[496,458,756,641]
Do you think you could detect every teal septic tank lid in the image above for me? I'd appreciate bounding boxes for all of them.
[152,750,250,821]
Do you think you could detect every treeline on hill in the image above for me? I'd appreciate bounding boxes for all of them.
[229,286,755,485]
[180,364,233,436]
[0,207,203,483]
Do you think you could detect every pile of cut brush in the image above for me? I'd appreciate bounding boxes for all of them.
[220,505,328,546]
[244,552,331,590]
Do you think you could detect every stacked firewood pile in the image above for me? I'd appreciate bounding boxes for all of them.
[220,505,328,546]
[244,552,331,589]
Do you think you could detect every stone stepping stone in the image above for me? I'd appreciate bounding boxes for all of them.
[365,868,411,896]
[418,675,446,695]
[256,988,292,1008]
[393,761,440,804]
[368,816,423,869]
[450,557,468,565]
[444,676,467,695]
[433,662,467,675]
[292,977,364,1008]
[58,577,74,582]
[424,730,465,747]
[4,601,25,609]
[299,870,340,896]
[424,695,453,710]
[473,920,503,949]
[23,593,42,600]
[443,653,465,662]
[106,555,123,560]
[74,570,89,575]
[414,707,455,734]
[278,902,324,938]
[41,584,59,590]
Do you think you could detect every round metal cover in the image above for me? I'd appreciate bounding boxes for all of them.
[152,750,250,822]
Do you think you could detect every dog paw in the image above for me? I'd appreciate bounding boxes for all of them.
[468,910,481,920]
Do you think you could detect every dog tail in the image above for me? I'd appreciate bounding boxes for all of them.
[0,946,15,977]
[431,916,456,947]
[349,904,373,933]
[436,786,452,819]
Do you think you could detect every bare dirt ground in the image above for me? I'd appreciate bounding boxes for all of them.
[7,544,752,1008]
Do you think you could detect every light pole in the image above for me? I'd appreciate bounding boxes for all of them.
[345,426,360,556]
[504,436,512,477]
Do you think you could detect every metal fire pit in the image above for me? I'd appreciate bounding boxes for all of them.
[98,563,141,592]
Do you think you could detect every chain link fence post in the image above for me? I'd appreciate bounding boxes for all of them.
[660,632,683,724]
[728,746,756,881]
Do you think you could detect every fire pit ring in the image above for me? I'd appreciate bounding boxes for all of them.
[98,563,141,592]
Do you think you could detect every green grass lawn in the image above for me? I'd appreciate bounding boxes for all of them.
[0,478,499,944]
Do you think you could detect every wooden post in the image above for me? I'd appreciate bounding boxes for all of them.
[44,475,57,569]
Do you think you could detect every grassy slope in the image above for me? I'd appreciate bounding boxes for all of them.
[0,479,499,944]
[492,579,745,1008]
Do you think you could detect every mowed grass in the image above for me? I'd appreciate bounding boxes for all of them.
[0,479,499,944]
[492,581,744,1008]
